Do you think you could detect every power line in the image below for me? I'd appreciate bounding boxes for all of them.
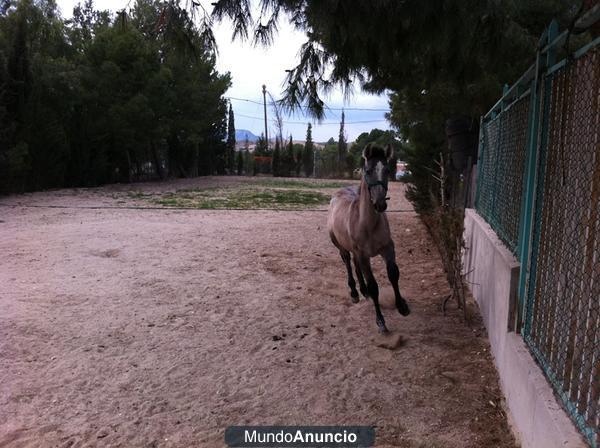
[234,112,388,125]
[226,96,390,112]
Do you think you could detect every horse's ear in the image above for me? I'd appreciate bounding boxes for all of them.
[385,144,393,160]
[362,143,373,160]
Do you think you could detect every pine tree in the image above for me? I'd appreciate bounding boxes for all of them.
[0,0,231,192]
[226,103,236,173]
[302,123,314,177]
[210,0,575,205]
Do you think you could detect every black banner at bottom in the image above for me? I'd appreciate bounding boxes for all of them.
[224,426,375,447]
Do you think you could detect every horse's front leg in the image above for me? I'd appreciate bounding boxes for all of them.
[381,243,411,316]
[358,256,388,333]
[352,254,368,299]
[340,249,359,303]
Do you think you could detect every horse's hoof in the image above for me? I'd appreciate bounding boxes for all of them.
[350,290,359,303]
[378,325,390,334]
[397,299,411,316]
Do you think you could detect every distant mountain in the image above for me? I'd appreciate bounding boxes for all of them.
[235,129,259,142]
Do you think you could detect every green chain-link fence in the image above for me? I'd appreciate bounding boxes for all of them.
[524,43,599,448]
[475,11,599,447]
[476,95,530,253]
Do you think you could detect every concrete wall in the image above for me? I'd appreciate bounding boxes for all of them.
[463,208,585,448]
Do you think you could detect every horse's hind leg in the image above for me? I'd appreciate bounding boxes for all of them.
[341,250,359,303]
[353,255,368,298]
[381,243,410,316]
[359,256,388,333]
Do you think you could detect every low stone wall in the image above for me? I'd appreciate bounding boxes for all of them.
[463,208,585,448]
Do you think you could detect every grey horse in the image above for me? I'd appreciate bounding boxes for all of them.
[327,143,410,333]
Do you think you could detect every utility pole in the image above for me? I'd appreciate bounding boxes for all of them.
[262,85,269,150]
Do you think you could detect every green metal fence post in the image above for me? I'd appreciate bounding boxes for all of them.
[546,20,559,66]
[516,20,558,332]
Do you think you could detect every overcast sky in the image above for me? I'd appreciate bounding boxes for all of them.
[56,0,393,142]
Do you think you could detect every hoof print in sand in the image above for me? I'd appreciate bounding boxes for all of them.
[375,333,405,350]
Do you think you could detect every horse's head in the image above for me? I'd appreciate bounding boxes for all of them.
[362,143,393,213]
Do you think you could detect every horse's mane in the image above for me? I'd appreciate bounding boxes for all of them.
[334,185,359,201]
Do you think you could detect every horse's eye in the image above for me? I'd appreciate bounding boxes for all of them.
[365,169,373,175]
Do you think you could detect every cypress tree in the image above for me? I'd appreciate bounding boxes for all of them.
[302,123,314,177]
[226,103,236,173]
[337,110,347,177]
[295,144,301,176]
[272,139,281,177]
[286,135,294,177]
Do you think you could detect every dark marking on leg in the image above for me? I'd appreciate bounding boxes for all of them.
[331,232,359,303]
[341,250,359,303]
[359,256,388,333]
[353,254,368,298]
[382,244,410,316]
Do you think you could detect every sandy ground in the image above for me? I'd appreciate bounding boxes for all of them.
[0,177,517,448]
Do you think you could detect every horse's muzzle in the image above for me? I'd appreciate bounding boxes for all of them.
[374,201,388,213]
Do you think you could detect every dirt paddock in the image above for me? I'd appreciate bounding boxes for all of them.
[0,177,517,447]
